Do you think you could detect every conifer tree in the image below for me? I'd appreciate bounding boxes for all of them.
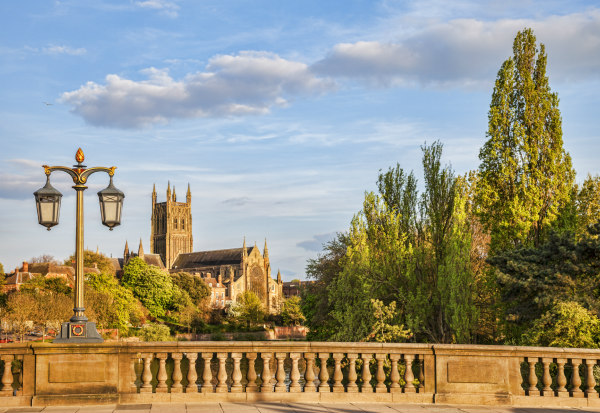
[476,28,574,251]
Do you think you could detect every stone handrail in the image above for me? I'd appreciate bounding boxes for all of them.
[2,341,600,407]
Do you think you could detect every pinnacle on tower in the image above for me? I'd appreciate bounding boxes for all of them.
[173,186,177,202]
[138,238,144,258]
[243,237,248,258]
[167,181,171,202]
[263,238,269,257]
[124,240,130,259]
[186,183,191,204]
[152,183,157,204]
[277,269,282,283]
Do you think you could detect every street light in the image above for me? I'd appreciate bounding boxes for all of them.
[34,148,124,343]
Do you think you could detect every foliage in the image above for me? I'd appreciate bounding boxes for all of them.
[138,323,172,342]
[575,175,600,238]
[366,299,411,343]
[30,254,59,264]
[475,28,574,252]
[228,291,265,329]
[5,293,37,341]
[281,296,306,326]
[121,257,184,318]
[522,301,600,348]
[85,272,145,332]
[0,261,4,276]
[302,233,349,340]
[64,250,115,275]
[20,275,72,296]
[488,223,600,341]
[170,272,211,309]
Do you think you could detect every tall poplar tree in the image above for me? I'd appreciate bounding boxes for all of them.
[476,28,574,252]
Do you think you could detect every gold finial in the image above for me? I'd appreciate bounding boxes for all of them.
[75,148,85,163]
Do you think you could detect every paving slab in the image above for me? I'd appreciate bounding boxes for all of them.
[384,404,427,412]
[186,403,222,413]
[221,402,262,413]
[74,405,117,413]
[320,403,367,413]
[150,403,187,413]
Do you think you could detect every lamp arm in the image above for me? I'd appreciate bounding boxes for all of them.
[42,165,116,185]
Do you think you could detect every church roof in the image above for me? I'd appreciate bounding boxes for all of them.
[143,253,165,269]
[172,247,254,269]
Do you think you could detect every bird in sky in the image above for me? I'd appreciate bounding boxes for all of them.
[43,102,53,106]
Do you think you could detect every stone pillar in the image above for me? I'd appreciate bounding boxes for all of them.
[260,353,273,393]
[171,353,183,393]
[586,359,597,397]
[304,353,316,392]
[404,354,416,393]
[245,353,258,392]
[289,353,301,392]
[332,353,344,392]
[155,353,168,393]
[0,355,14,394]
[571,358,583,398]
[130,355,139,393]
[216,352,228,393]
[318,353,330,392]
[361,353,373,393]
[231,353,243,393]
[527,357,539,396]
[186,353,198,393]
[541,358,552,397]
[346,353,359,393]
[201,352,213,393]
[374,354,387,393]
[556,358,568,397]
[389,354,401,392]
[140,353,153,393]
[274,352,287,392]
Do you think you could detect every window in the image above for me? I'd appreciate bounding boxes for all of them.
[174,218,178,229]
[182,219,185,229]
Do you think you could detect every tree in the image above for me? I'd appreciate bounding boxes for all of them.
[138,323,172,341]
[20,275,72,296]
[64,250,115,275]
[170,272,211,309]
[366,299,411,343]
[0,261,4,276]
[30,254,59,264]
[6,293,37,342]
[489,223,600,341]
[34,292,71,341]
[575,175,600,238]
[121,257,177,318]
[281,296,306,326]
[476,28,574,252]
[229,291,265,329]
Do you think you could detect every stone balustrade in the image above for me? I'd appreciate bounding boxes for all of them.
[2,342,600,407]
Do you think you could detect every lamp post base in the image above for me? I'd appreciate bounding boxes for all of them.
[53,321,104,343]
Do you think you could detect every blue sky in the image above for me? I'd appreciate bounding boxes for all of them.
[1,0,599,279]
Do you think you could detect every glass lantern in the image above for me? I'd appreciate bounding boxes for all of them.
[97,176,125,230]
[33,176,62,230]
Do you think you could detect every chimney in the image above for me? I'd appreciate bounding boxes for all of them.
[218,272,222,285]
[22,261,28,273]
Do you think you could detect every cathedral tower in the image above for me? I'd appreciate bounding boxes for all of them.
[150,183,193,269]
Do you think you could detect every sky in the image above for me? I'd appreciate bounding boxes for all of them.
[1,0,599,280]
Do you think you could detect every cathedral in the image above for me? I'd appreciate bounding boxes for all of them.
[135,183,283,314]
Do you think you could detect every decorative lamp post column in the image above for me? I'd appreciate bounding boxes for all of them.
[34,148,124,343]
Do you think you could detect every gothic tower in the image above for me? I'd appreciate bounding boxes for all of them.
[150,182,193,269]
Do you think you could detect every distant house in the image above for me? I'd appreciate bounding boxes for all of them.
[3,261,100,293]
[282,280,315,299]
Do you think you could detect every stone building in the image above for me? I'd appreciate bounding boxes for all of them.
[171,239,283,314]
[111,239,165,278]
[3,261,100,293]
[148,183,284,314]
[150,183,193,269]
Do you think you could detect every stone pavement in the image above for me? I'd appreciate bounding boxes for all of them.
[3,404,600,413]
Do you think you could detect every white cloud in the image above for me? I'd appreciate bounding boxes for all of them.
[135,0,179,18]
[313,11,600,87]
[43,44,86,56]
[61,52,335,128]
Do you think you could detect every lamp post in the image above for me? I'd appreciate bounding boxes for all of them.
[34,148,124,343]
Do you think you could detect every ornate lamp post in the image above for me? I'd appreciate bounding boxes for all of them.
[34,148,124,343]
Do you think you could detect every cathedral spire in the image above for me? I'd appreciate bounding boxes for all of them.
[138,238,144,258]
[152,183,157,205]
[263,238,269,257]
[277,269,282,283]
[173,186,177,202]
[243,237,248,258]
[167,181,171,202]
[124,240,129,259]
[186,183,191,204]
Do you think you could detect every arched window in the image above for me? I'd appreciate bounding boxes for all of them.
[174,218,178,229]
[182,218,185,230]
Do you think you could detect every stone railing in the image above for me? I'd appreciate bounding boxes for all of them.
[2,342,600,408]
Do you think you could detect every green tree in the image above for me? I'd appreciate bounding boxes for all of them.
[170,272,211,308]
[489,223,600,341]
[121,257,176,318]
[229,291,265,329]
[138,323,172,342]
[20,275,72,296]
[523,301,600,348]
[366,299,411,343]
[575,175,600,238]
[6,292,37,341]
[64,250,115,275]
[281,296,306,326]
[476,28,575,252]
[0,261,4,276]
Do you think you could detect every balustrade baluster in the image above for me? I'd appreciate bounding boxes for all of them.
[541,358,552,397]
[586,359,597,396]
[361,353,373,393]
[14,356,22,394]
[332,353,344,392]
[318,353,330,392]
[260,353,273,392]
[304,353,316,392]
[289,353,301,392]
[1,355,14,395]
[404,354,416,393]
[418,356,425,390]
[346,353,358,393]
[140,353,153,393]
[527,357,539,396]
[230,353,243,393]
[374,354,387,393]
[571,358,583,397]
[130,355,139,393]
[201,352,213,393]
[274,352,287,392]
[171,353,183,393]
[156,353,168,393]
[389,354,401,392]
[245,353,258,392]
[186,353,198,393]
[216,352,228,393]
[556,358,568,397]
